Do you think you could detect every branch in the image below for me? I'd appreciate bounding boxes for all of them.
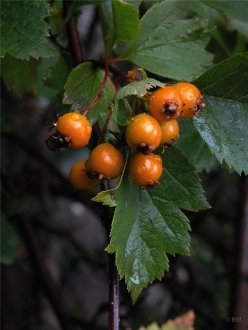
[100,180,120,330]
[64,0,84,65]
[82,65,110,116]
[99,109,113,143]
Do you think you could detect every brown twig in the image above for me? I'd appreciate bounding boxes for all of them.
[49,32,70,52]
[100,180,120,330]
[109,65,129,81]
[109,65,140,83]
[63,3,120,328]
[82,65,110,116]
[64,0,84,65]
[99,109,113,143]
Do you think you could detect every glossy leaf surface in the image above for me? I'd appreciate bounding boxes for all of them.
[106,148,209,301]
[194,96,248,175]
[63,62,116,124]
[123,1,213,80]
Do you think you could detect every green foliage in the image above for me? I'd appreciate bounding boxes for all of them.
[98,0,114,55]
[1,216,20,264]
[120,1,213,80]
[107,99,133,133]
[193,53,248,174]
[92,151,129,206]
[176,120,216,172]
[0,0,57,59]
[112,0,140,42]
[1,55,38,96]
[194,97,248,175]
[203,0,248,22]
[63,62,116,124]
[2,0,247,304]
[106,148,209,301]
[116,78,164,100]
[195,53,248,102]
[40,55,71,92]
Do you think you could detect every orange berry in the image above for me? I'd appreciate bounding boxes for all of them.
[160,120,179,146]
[86,143,125,179]
[69,160,98,190]
[174,82,205,118]
[148,86,183,122]
[56,112,92,149]
[128,152,163,187]
[126,113,162,152]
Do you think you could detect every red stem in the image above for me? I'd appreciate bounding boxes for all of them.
[64,0,84,65]
[82,65,110,116]
[99,110,113,143]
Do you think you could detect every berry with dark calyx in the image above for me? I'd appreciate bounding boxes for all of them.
[86,143,125,180]
[128,152,163,187]
[174,82,205,118]
[160,120,179,146]
[69,160,98,190]
[45,133,70,151]
[148,86,183,122]
[126,113,162,152]
[56,112,92,149]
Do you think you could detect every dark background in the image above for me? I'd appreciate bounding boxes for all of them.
[1,3,248,330]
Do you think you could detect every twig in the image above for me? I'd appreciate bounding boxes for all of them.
[63,4,120,328]
[100,180,120,330]
[81,65,110,116]
[109,253,120,330]
[49,32,70,52]
[109,65,140,82]
[109,65,129,81]
[99,109,113,143]
[64,0,84,64]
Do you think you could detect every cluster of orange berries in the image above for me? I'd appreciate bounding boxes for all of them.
[47,82,204,190]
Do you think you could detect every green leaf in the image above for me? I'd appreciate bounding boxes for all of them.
[125,0,142,9]
[98,0,114,53]
[112,0,140,42]
[0,216,20,264]
[176,120,216,172]
[41,55,71,92]
[194,53,248,102]
[153,148,210,212]
[122,1,213,80]
[114,99,132,127]
[92,189,117,207]
[92,149,129,206]
[116,78,164,100]
[107,99,132,133]
[203,0,248,22]
[107,148,209,301]
[194,96,248,175]
[0,0,57,59]
[1,55,38,96]
[63,62,116,124]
